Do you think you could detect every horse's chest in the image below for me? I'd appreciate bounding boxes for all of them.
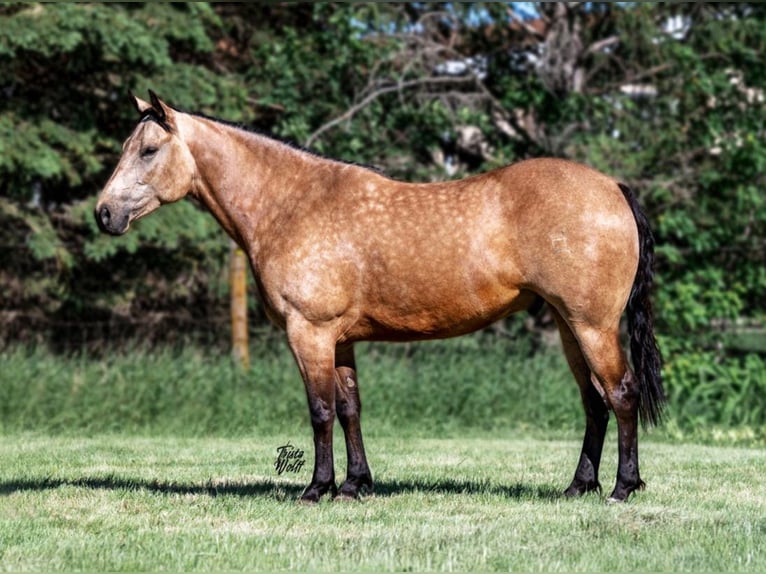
[257,253,358,327]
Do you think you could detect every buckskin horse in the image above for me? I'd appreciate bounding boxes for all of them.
[95,92,665,503]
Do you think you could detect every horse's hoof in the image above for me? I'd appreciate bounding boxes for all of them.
[298,482,337,504]
[335,475,373,501]
[607,479,645,503]
[563,480,601,498]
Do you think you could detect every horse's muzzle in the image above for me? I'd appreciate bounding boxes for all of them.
[95,204,128,235]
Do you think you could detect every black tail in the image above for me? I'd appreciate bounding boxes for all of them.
[619,183,666,428]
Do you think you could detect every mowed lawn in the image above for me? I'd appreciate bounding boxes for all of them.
[1,433,764,571]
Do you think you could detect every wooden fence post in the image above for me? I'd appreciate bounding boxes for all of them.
[229,240,250,370]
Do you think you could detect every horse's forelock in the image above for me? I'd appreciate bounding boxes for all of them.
[139,109,172,133]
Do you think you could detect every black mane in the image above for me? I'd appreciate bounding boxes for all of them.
[187,110,385,175]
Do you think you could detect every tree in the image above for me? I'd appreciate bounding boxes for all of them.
[0,3,250,344]
[1,2,764,366]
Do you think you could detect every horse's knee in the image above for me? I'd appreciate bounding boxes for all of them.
[307,395,335,430]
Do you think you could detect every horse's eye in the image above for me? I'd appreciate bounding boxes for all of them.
[141,146,158,159]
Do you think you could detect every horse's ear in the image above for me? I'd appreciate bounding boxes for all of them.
[148,90,175,129]
[130,91,153,115]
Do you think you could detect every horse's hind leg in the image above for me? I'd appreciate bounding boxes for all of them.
[575,325,644,502]
[551,309,609,497]
[334,344,373,500]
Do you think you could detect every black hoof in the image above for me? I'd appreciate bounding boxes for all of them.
[607,479,645,503]
[335,474,374,501]
[299,481,337,504]
[563,479,601,498]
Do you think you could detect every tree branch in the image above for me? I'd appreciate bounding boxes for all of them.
[304,75,477,148]
[584,35,620,56]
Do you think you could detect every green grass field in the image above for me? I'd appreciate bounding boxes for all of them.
[2,337,764,443]
[1,433,765,571]
[1,337,765,570]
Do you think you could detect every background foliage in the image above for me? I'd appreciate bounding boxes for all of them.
[0,3,765,434]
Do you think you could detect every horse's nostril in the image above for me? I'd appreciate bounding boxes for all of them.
[95,205,113,233]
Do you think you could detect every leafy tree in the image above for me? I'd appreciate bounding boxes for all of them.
[0,2,764,371]
[0,3,249,342]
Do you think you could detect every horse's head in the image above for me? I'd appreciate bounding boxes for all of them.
[95,91,195,235]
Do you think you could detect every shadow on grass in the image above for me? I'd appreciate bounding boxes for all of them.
[0,475,563,502]
[0,476,303,501]
[372,478,562,501]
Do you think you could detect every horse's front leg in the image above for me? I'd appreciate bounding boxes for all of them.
[334,344,373,500]
[287,320,338,503]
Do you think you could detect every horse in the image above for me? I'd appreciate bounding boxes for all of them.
[95,91,665,504]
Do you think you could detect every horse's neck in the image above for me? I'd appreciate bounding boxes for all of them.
[184,116,323,256]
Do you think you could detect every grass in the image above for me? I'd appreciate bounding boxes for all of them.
[2,335,765,443]
[0,335,583,437]
[1,337,765,569]
[1,432,765,571]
